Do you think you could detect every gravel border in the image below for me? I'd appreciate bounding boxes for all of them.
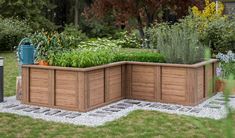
[0,92,234,127]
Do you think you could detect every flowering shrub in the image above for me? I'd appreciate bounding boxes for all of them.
[192,0,224,19]
[216,51,235,79]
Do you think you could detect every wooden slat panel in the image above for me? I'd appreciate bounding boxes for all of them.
[197,67,204,100]
[161,67,187,103]
[205,64,213,97]
[55,71,77,108]
[131,65,155,100]
[29,69,49,104]
[88,69,105,107]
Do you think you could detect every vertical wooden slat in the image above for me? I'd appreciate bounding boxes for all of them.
[48,69,55,106]
[155,66,161,101]
[76,72,79,108]
[22,67,30,103]
[105,68,110,102]
[126,64,132,98]
[78,72,86,111]
[121,65,126,98]
[186,68,197,104]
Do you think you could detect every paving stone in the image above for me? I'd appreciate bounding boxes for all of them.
[149,103,162,108]
[45,110,61,116]
[137,103,151,107]
[66,113,81,119]
[178,107,192,112]
[167,105,181,110]
[159,104,171,109]
[117,103,133,107]
[3,104,19,109]
[110,105,127,109]
[55,112,71,117]
[215,98,230,102]
[33,109,50,114]
[229,95,235,98]
[12,106,28,110]
[95,111,113,115]
[23,107,40,112]
[190,108,202,113]
[89,113,106,117]
[209,101,225,105]
[124,100,141,105]
[103,108,120,112]
[203,104,221,109]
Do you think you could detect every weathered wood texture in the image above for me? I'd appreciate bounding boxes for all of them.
[21,60,218,111]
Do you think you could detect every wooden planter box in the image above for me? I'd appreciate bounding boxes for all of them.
[21,59,218,112]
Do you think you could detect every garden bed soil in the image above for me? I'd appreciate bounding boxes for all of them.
[21,59,218,112]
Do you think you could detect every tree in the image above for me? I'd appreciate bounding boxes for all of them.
[84,0,204,47]
[0,0,56,30]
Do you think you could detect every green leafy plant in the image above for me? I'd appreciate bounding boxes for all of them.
[114,50,165,63]
[114,31,142,48]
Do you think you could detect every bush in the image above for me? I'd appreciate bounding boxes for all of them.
[199,17,235,54]
[114,31,142,48]
[0,17,32,51]
[149,21,205,64]
[114,50,165,63]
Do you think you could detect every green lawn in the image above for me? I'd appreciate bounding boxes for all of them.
[0,52,234,138]
[0,52,18,96]
[0,110,234,138]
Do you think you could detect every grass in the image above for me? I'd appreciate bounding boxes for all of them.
[0,52,18,96]
[0,110,234,138]
[0,52,234,137]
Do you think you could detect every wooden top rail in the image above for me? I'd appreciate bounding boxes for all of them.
[22,59,218,71]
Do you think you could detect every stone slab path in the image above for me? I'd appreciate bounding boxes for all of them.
[0,93,235,127]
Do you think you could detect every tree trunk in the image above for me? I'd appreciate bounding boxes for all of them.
[74,0,79,26]
[136,14,145,48]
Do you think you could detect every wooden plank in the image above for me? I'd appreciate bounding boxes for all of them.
[105,68,110,102]
[186,68,197,104]
[155,66,161,101]
[49,69,55,106]
[121,65,126,98]
[22,68,29,103]
[78,72,86,111]
[126,65,132,98]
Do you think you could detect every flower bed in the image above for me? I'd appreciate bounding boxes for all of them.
[21,59,218,112]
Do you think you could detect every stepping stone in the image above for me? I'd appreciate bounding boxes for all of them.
[110,105,127,109]
[203,104,221,109]
[3,104,19,109]
[23,107,40,112]
[95,111,113,115]
[149,103,162,108]
[209,101,225,105]
[190,108,202,113]
[89,113,106,117]
[178,107,192,112]
[159,104,171,109]
[167,105,181,110]
[117,103,133,107]
[103,108,120,112]
[12,106,28,110]
[66,113,81,119]
[138,103,151,107]
[33,109,50,114]
[55,112,71,117]
[45,110,61,116]
[215,98,230,102]
[124,100,141,105]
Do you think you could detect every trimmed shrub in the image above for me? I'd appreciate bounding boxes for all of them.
[0,17,32,51]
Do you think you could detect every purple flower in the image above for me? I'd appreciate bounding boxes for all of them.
[216,67,222,77]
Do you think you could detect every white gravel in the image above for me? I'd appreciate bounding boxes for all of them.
[0,92,234,127]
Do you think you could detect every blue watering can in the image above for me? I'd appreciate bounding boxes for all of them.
[17,38,36,65]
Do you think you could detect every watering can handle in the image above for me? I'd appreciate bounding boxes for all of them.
[18,38,33,62]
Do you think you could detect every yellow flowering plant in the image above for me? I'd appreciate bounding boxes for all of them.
[192,0,224,20]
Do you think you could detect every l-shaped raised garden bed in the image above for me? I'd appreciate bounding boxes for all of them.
[21,59,218,112]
